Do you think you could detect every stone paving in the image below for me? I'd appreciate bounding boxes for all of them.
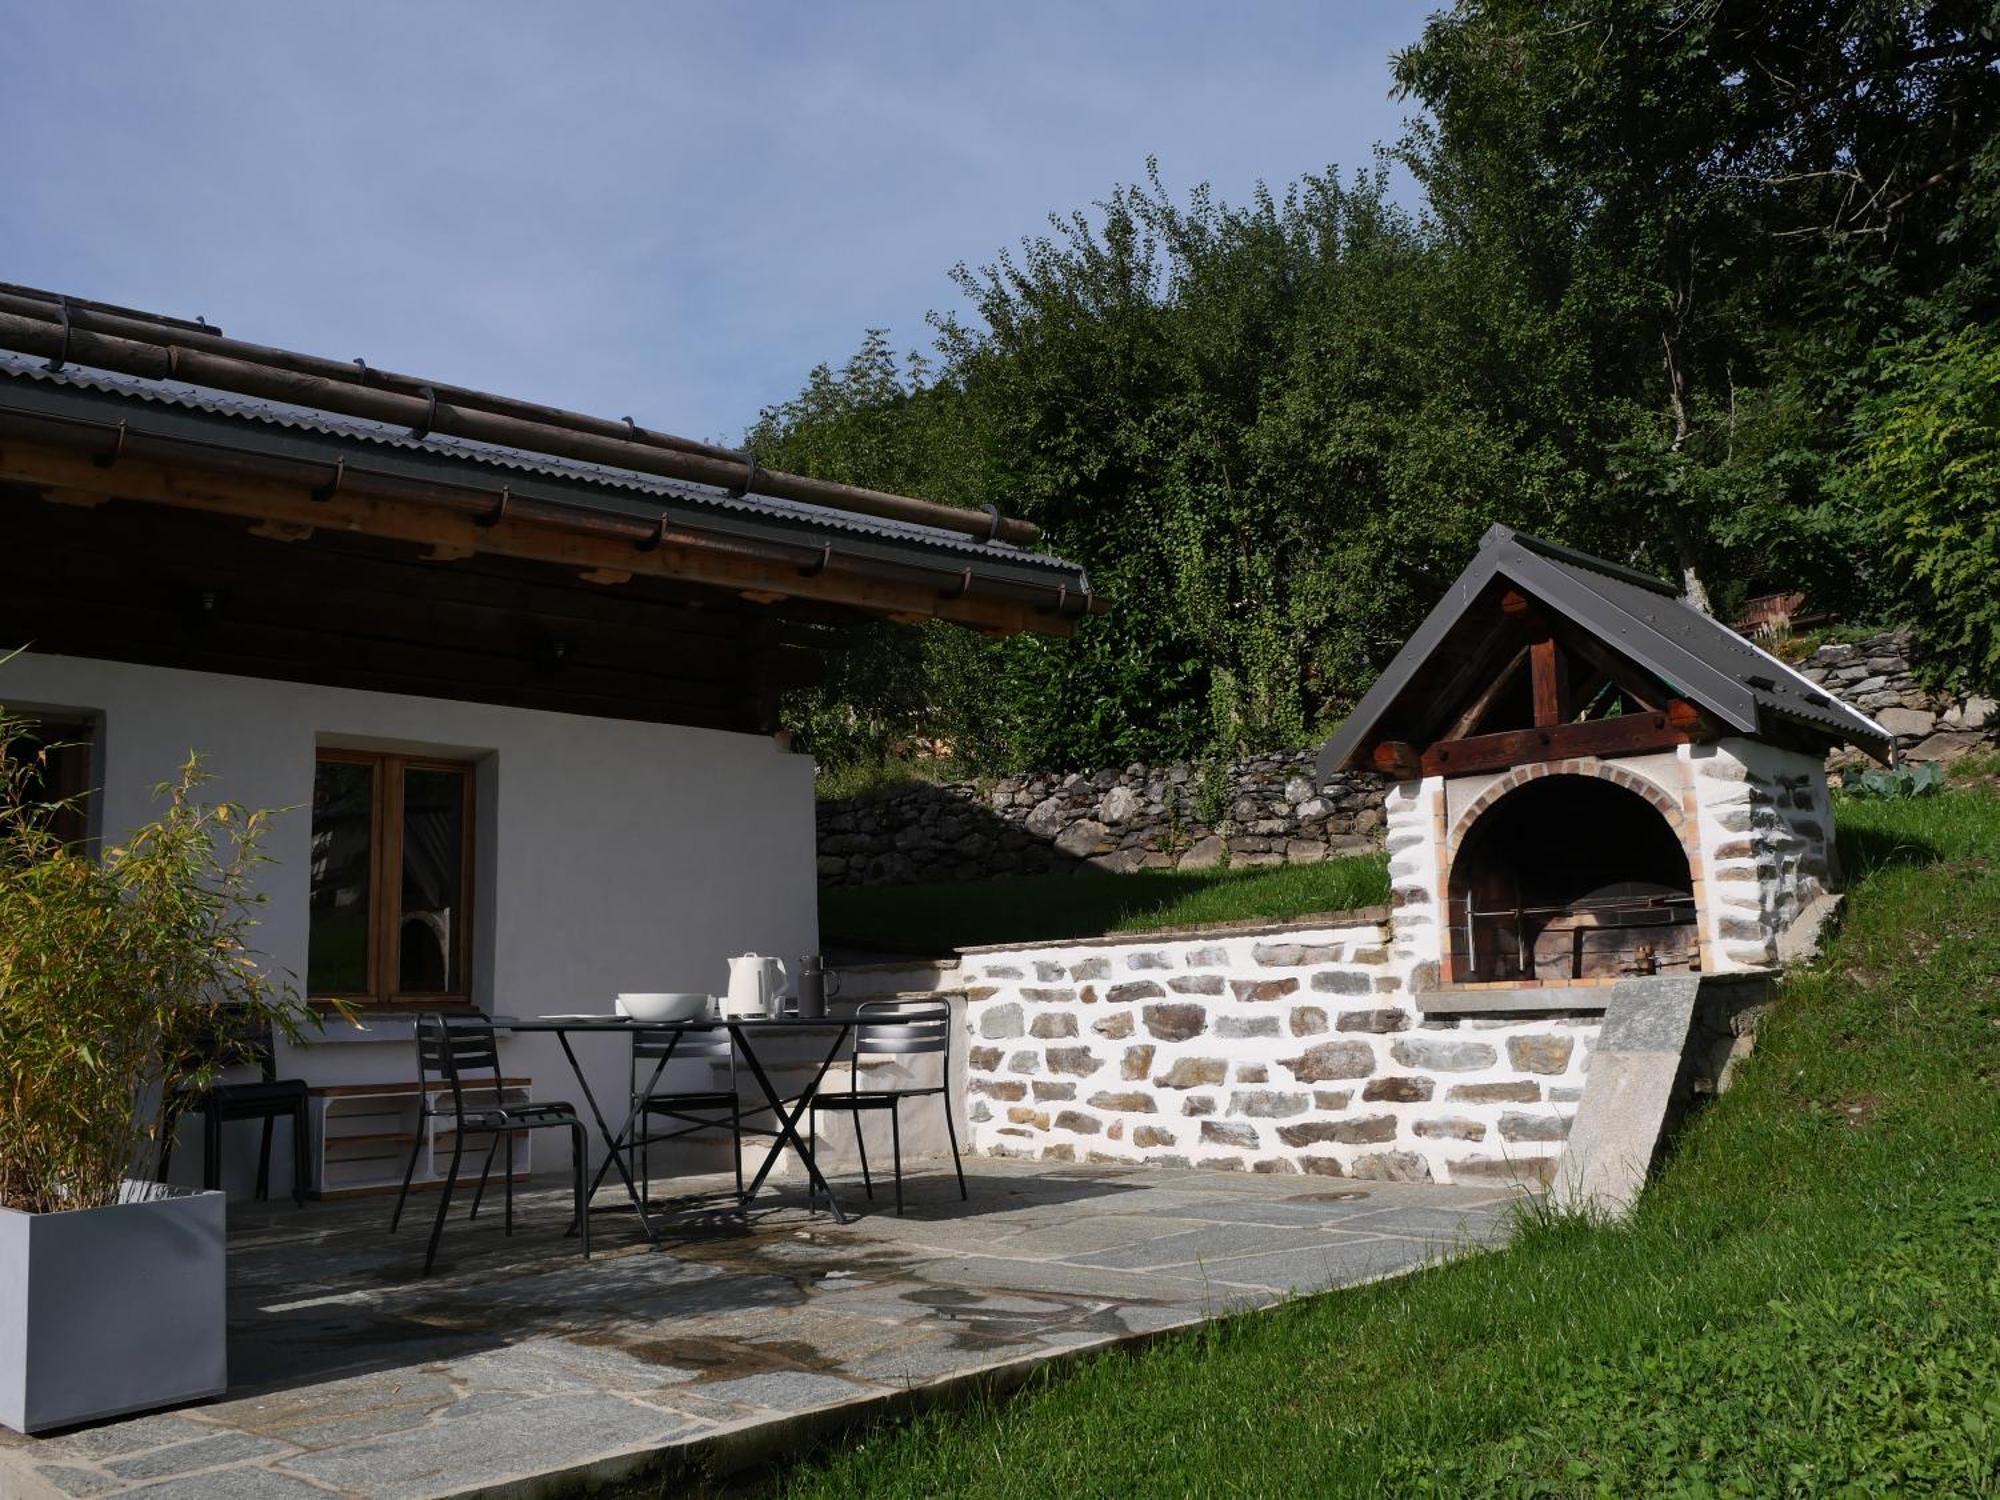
[0,1160,1526,1499]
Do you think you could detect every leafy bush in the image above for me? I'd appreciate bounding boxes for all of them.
[1839,761,1946,800]
[1857,329,2000,693]
[0,710,321,1213]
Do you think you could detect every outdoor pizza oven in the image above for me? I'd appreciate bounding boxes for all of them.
[1445,772,1697,983]
[1317,527,1894,996]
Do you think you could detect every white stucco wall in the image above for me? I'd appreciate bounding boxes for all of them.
[2,650,819,1194]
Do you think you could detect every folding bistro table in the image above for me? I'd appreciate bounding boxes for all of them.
[495,1015,868,1241]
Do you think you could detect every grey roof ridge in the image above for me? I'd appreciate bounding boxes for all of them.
[1521,545,1887,750]
[1481,523,1679,597]
[1491,543,1761,731]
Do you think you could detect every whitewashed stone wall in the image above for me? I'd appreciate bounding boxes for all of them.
[956,741,1825,1184]
[1385,776,1447,991]
[961,914,1595,1185]
[1689,738,1836,972]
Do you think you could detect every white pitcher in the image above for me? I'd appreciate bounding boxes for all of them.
[724,954,787,1017]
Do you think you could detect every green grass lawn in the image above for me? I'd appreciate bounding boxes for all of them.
[777,785,2000,1495]
[819,854,1392,954]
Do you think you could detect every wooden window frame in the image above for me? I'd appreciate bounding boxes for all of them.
[309,749,477,1011]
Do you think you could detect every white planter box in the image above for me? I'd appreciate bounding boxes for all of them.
[0,1182,226,1433]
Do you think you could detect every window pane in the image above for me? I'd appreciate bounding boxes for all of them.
[6,719,94,848]
[398,767,466,994]
[308,760,374,995]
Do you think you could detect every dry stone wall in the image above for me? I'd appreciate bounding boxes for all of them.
[960,912,1593,1185]
[820,630,1988,890]
[817,750,1385,887]
[1792,627,1997,762]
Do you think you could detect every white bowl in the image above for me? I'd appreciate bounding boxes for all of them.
[615,992,710,1023]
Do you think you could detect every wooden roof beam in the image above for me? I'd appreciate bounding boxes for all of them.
[0,438,1077,638]
[1421,700,1717,777]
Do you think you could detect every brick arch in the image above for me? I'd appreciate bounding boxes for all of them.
[1446,759,1688,855]
[1439,757,1712,983]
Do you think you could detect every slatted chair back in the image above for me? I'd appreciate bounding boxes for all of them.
[849,1002,952,1091]
[632,1023,736,1098]
[813,1000,969,1213]
[634,1026,734,1062]
[416,1013,502,1116]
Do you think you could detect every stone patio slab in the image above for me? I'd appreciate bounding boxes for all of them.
[1195,1236,1458,1292]
[1072,1220,1380,1271]
[0,1159,1528,1499]
[1342,1203,1516,1242]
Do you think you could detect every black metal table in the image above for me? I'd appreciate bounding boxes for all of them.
[494,1015,865,1240]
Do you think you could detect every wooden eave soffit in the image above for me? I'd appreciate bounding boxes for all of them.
[1368,590,1716,778]
[0,436,1087,638]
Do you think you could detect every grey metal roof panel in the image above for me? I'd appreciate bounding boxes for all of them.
[1315,540,1510,778]
[1492,544,1764,732]
[1495,529,1889,749]
[1318,524,1890,777]
[0,354,1090,584]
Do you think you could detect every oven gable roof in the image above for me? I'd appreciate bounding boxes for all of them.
[1316,525,1892,777]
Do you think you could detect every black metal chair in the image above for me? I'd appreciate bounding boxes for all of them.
[158,1022,309,1206]
[808,1001,966,1215]
[628,1027,753,1203]
[390,1013,590,1273]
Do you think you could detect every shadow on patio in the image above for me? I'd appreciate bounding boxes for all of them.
[224,1163,1149,1397]
[6,1160,1524,1499]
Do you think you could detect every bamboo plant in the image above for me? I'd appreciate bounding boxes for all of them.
[0,706,322,1214]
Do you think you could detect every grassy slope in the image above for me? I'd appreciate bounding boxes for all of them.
[780,787,2000,1496]
[820,855,1391,954]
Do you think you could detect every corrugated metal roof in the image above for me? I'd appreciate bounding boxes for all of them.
[1318,524,1891,776]
[0,354,1089,583]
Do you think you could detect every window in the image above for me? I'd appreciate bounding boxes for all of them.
[309,751,475,1006]
[2,715,96,849]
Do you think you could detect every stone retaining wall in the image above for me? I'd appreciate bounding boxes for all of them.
[820,629,1992,889]
[960,911,1591,1185]
[1792,627,1996,762]
[817,750,1385,887]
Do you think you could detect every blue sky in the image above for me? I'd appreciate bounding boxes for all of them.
[2,3,1430,444]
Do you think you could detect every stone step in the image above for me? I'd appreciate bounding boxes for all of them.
[833,957,962,999]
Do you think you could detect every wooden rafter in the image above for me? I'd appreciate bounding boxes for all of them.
[1530,637,1567,727]
[1560,629,1665,714]
[1444,643,1531,740]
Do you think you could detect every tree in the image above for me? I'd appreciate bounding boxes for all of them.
[1392,0,2000,616]
[1854,328,2000,688]
[757,2,2000,777]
